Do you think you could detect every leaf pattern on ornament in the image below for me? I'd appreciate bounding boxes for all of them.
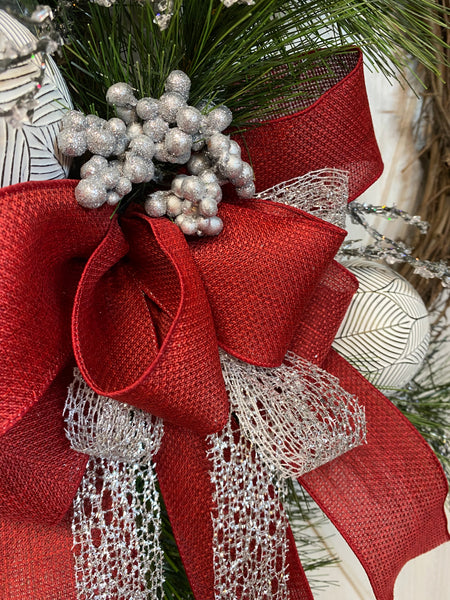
[0,9,72,186]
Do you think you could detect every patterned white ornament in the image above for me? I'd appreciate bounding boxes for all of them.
[333,260,430,391]
[0,10,72,186]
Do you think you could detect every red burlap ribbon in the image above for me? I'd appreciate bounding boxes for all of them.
[0,49,448,600]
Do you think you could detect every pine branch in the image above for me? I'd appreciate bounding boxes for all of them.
[47,0,449,126]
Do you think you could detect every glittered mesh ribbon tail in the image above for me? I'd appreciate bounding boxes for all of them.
[65,370,165,600]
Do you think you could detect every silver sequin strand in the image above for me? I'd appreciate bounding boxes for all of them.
[65,370,165,600]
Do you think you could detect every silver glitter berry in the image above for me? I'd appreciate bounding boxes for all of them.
[171,174,187,197]
[106,118,127,136]
[231,161,254,187]
[57,129,87,157]
[126,123,144,139]
[181,176,205,203]
[228,140,242,156]
[164,70,191,100]
[115,176,132,197]
[113,134,129,156]
[206,105,233,132]
[153,142,170,162]
[115,107,138,125]
[192,133,205,151]
[136,98,160,121]
[236,181,256,199]
[199,197,218,217]
[170,152,192,165]
[207,132,230,158]
[86,128,116,157]
[85,114,104,129]
[106,82,137,108]
[199,114,213,137]
[106,191,121,206]
[80,155,109,178]
[75,178,107,208]
[142,117,169,142]
[62,110,86,131]
[166,194,183,217]
[181,199,196,215]
[204,182,222,203]
[198,216,223,236]
[145,192,167,217]
[101,166,122,189]
[164,128,192,157]
[158,92,186,123]
[176,106,202,134]
[122,155,154,184]
[199,170,219,185]
[179,215,198,236]
[129,135,155,160]
[218,154,243,179]
[187,152,211,175]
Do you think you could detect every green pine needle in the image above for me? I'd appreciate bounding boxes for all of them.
[50,0,449,126]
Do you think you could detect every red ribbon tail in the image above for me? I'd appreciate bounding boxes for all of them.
[300,350,450,600]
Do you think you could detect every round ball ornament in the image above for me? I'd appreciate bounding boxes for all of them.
[0,10,72,186]
[332,260,430,392]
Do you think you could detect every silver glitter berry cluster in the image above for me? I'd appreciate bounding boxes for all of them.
[57,69,255,236]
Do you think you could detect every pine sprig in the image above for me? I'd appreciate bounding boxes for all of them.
[51,0,450,127]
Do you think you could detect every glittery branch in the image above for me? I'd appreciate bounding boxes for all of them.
[340,201,450,287]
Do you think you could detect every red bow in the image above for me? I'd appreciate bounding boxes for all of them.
[0,49,448,600]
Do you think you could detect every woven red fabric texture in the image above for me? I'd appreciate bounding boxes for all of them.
[189,198,347,366]
[0,514,76,600]
[300,350,450,600]
[291,260,359,366]
[234,49,383,201]
[0,180,111,438]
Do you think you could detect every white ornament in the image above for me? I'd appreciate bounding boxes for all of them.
[0,10,72,186]
[333,260,430,392]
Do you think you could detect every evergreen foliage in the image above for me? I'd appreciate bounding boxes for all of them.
[48,0,450,126]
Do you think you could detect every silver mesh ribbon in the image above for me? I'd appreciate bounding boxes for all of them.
[256,168,349,228]
[65,370,164,600]
[220,350,365,479]
[207,416,290,600]
[207,350,365,598]
[207,172,360,597]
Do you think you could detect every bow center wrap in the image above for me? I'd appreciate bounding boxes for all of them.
[189,198,350,366]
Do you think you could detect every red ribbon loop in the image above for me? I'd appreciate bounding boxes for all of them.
[73,212,229,435]
[236,49,383,201]
[190,199,348,366]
